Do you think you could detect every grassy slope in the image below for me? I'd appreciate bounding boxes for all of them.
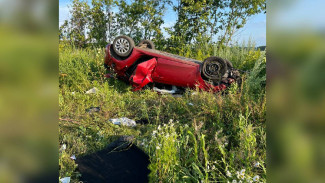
[59,44,266,183]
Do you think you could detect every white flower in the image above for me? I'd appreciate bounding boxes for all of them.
[253,175,259,182]
[236,169,245,180]
[254,162,260,167]
[226,171,232,177]
[61,144,66,151]
[156,146,160,150]
[232,180,237,183]
[157,125,161,130]
[238,181,242,183]
[152,130,157,135]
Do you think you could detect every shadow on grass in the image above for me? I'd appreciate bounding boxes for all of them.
[76,136,150,183]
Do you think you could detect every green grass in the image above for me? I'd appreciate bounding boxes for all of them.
[59,43,266,182]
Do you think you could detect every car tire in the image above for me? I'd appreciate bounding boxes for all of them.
[112,35,135,57]
[225,59,233,68]
[138,40,155,49]
[202,56,228,81]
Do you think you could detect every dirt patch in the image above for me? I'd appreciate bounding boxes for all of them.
[76,139,150,183]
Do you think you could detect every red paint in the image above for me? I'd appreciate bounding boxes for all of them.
[104,45,230,92]
[130,58,157,91]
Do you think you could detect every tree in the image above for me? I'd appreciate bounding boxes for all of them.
[165,0,212,53]
[59,20,69,41]
[217,0,266,47]
[88,0,107,47]
[166,0,266,50]
[69,0,90,48]
[115,0,166,44]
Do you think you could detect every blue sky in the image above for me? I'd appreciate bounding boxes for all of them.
[59,0,266,46]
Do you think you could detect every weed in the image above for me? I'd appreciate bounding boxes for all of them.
[59,43,266,182]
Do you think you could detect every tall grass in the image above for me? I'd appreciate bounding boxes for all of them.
[59,41,266,182]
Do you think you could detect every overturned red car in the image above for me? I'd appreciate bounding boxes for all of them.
[104,35,240,93]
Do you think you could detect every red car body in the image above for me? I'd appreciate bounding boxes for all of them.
[104,44,236,92]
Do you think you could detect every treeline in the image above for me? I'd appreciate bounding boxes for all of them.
[60,0,265,52]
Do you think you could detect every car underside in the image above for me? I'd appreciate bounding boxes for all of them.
[104,35,240,94]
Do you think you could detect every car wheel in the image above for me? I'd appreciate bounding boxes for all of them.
[202,56,228,81]
[112,35,135,57]
[225,59,233,68]
[138,40,155,49]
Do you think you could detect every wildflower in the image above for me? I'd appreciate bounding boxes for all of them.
[157,125,161,130]
[232,180,237,183]
[226,171,232,177]
[236,169,245,180]
[253,175,259,182]
[254,162,260,167]
[60,144,66,151]
[238,181,242,183]
[152,130,157,135]
[212,165,216,169]
[156,146,160,150]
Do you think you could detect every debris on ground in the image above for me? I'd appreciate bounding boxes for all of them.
[153,85,177,94]
[59,177,70,183]
[192,92,198,96]
[70,155,76,160]
[109,117,136,127]
[76,136,149,183]
[86,87,98,94]
[86,107,101,113]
